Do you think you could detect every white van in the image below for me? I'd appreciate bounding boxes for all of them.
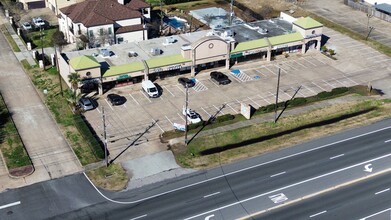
[142,80,159,98]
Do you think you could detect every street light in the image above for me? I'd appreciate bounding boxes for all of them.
[184,84,189,146]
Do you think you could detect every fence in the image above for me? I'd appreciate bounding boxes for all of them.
[344,0,391,22]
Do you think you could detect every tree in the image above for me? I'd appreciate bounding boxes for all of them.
[52,30,67,50]
[68,72,81,106]
[98,29,113,47]
[63,89,81,112]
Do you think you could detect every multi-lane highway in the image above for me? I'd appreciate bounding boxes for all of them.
[1,119,391,220]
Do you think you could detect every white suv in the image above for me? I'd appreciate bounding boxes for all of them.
[32,17,45,28]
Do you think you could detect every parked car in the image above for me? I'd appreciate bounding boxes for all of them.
[32,17,45,28]
[21,22,32,31]
[78,97,94,111]
[178,77,195,88]
[107,94,126,106]
[182,108,202,124]
[210,71,231,85]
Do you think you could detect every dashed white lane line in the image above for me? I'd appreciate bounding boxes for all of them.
[330,154,344,160]
[0,201,21,210]
[360,207,391,220]
[163,85,175,97]
[385,139,391,143]
[140,91,152,102]
[270,171,286,178]
[310,210,327,218]
[129,93,140,105]
[375,188,390,195]
[129,214,148,220]
[203,192,221,198]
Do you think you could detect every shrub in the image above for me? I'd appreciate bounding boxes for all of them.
[73,114,104,159]
[331,87,349,95]
[188,121,203,130]
[288,97,307,107]
[215,114,235,123]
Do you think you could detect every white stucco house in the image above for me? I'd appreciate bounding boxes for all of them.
[58,0,150,48]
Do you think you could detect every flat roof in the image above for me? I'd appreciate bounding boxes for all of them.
[102,62,144,77]
[268,32,303,46]
[231,38,269,54]
[69,55,100,70]
[293,17,323,29]
[375,3,391,14]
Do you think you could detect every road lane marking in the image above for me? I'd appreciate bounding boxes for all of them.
[309,210,327,218]
[165,115,173,125]
[213,105,224,115]
[312,82,325,91]
[140,91,152,102]
[153,119,164,132]
[360,207,391,220]
[269,193,288,203]
[205,215,215,220]
[375,188,390,195]
[129,94,140,105]
[177,113,186,122]
[201,107,212,117]
[248,96,261,108]
[322,79,336,88]
[257,95,271,104]
[184,153,391,219]
[163,85,175,97]
[385,139,391,143]
[0,201,21,210]
[270,171,286,178]
[129,214,147,220]
[104,99,114,111]
[330,154,344,160]
[203,192,220,198]
[226,103,238,114]
[84,125,391,205]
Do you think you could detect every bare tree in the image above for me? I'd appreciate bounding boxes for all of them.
[98,29,113,47]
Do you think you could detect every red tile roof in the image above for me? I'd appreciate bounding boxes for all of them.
[60,0,142,27]
[115,24,145,34]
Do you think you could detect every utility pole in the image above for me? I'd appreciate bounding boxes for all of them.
[274,68,281,123]
[184,84,189,146]
[229,0,234,26]
[102,107,108,167]
[40,26,45,70]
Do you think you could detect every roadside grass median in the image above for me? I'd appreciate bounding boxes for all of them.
[86,163,129,191]
[0,93,33,175]
[171,99,391,169]
[22,63,104,165]
[0,24,21,52]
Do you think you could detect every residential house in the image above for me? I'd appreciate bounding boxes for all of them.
[58,0,150,48]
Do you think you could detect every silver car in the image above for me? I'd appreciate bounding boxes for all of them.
[78,97,94,111]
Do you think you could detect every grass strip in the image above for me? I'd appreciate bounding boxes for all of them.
[0,24,21,52]
[86,163,129,191]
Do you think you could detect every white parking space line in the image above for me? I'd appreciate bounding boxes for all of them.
[264,65,277,75]
[153,119,164,132]
[330,154,344,160]
[301,57,317,66]
[165,115,173,125]
[129,93,140,105]
[140,91,152,102]
[344,75,359,85]
[366,54,385,60]
[104,100,114,111]
[201,107,212,117]
[374,58,391,63]
[226,103,238,114]
[301,85,317,95]
[312,82,325,91]
[177,113,186,122]
[270,171,286,178]
[332,78,348,87]
[322,80,336,88]
[281,89,292,99]
[292,60,307,68]
[175,85,186,95]
[258,94,271,104]
[274,64,287,73]
[163,86,175,97]
[208,79,220,87]
[96,107,101,113]
[247,96,261,108]
[280,61,297,70]
[255,69,267,77]
[310,210,327,218]
[290,87,305,97]
[213,105,225,115]
[314,56,325,64]
[375,188,390,195]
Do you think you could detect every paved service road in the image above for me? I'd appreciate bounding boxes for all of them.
[255,171,391,220]
[0,11,81,188]
[1,119,391,219]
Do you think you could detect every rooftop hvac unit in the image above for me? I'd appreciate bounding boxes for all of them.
[150,48,161,56]
[166,36,177,44]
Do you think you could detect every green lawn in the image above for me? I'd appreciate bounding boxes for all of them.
[28,28,57,48]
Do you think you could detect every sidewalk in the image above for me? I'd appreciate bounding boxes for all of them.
[0,9,82,192]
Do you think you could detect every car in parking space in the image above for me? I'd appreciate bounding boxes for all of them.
[21,22,32,31]
[107,94,126,106]
[78,97,94,111]
[178,77,195,88]
[182,108,202,124]
[210,71,231,85]
[32,17,45,28]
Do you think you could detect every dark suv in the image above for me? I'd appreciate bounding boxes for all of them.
[107,94,126,106]
[210,71,231,85]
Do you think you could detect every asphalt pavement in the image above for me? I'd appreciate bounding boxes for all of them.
[1,119,391,219]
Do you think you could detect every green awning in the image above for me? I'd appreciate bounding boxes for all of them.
[268,32,304,46]
[69,55,100,70]
[146,54,191,69]
[102,62,144,77]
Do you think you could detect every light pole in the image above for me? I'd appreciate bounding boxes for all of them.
[274,68,281,123]
[184,84,189,146]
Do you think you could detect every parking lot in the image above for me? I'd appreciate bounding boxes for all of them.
[82,26,391,153]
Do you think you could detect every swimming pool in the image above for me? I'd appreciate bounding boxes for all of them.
[165,16,187,29]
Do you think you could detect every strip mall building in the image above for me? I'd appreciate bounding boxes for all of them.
[57,14,323,94]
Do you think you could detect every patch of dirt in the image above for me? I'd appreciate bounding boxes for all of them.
[9,165,34,177]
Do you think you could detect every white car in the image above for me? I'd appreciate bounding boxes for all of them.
[21,22,32,31]
[182,108,202,124]
[32,17,45,27]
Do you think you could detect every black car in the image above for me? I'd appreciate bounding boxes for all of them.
[107,94,126,106]
[178,77,195,88]
[210,71,231,85]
